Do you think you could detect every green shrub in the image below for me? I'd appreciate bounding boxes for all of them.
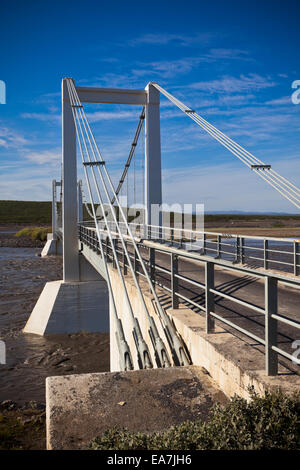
[90,389,300,450]
[15,226,51,241]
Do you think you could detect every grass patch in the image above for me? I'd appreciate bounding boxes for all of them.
[15,227,51,242]
[90,389,300,450]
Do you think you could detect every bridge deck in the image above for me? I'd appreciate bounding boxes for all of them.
[129,241,299,375]
[79,225,300,376]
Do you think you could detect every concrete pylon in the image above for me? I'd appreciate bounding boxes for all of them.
[145,83,162,229]
[24,79,109,336]
[62,78,80,282]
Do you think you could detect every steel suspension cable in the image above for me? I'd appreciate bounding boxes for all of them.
[111,107,145,205]
[153,83,300,210]
[68,80,171,368]
[68,79,190,367]
[67,80,156,369]
[66,80,133,371]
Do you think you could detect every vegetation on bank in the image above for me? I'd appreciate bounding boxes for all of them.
[0,404,45,450]
[15,227,51,242]
[91,389,300,450]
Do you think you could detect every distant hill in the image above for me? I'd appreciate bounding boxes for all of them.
[0,200,52,224]
[0,200,299,225]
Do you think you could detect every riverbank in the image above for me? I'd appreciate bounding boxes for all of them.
[206,226,300,238]
[0,225,46,248]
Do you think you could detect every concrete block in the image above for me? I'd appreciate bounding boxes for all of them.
[41,236,62,257]
[46,365,227,450]
[23,279,109,336]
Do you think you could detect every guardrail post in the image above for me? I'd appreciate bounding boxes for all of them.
[264,239,269,270]
[171,253,179,309]
[123,241,127,275]
[205,261,215,333]
[294,241,299,276]
[158,226,162,243]
[265,276,278,376]
[170,228,174,246]
[105,237,109,262]
[149,247,155,289]
[235,236,240,263]
[203,233,207,255]
[96,231,100,255]
[92,230,96,251]
[216,235,221,259]
[112,239,117,268]
[241,237,245,264]
[134,248,139,279]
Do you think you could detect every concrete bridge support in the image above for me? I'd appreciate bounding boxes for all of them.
[23,79,109,336]
[145,83,162,228]
[41,233,63,257]
[23,253,109,335]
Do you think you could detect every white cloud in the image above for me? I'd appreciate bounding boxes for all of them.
[21,112,61,123]
[0,164,60,200]
[133,50,251,80]
[188,74,276,93]
[0,138,8,148]
[129,32,216,47]
[265,96,291,106]
[207,48,251,60]
[162,158,300,213]
[24,149,61,165]
[0,126,29,150]
[86,110,140,123]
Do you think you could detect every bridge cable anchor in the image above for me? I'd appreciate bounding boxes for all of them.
[251,164,271,170]
[83,161,106,166]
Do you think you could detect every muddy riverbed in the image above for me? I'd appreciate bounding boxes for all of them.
[0,242,109,406]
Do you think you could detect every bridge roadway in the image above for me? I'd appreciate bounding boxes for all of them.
[98,235,299,375]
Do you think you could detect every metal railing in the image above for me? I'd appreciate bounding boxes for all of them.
[80,220,300,276]
[79,223,300,376]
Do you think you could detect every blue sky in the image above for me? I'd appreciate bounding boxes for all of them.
[0,0,299,212]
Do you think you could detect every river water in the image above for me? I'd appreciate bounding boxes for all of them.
[0,246,109,405]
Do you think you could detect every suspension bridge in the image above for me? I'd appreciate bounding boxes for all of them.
[23,79,300,396]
